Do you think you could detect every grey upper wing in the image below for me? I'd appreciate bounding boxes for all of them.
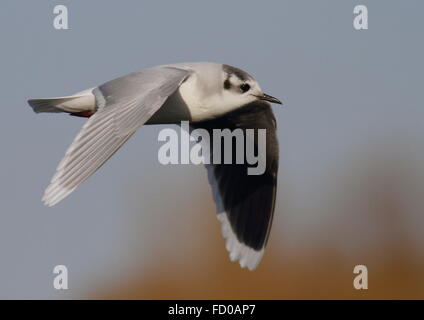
[192,101,279,270]
[43,66,191,206]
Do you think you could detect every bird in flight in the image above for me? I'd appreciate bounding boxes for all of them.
[28,62,282,270]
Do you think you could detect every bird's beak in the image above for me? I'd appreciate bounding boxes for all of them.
[257,93,282,105]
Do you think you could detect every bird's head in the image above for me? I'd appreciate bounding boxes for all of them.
[220,64,282,112]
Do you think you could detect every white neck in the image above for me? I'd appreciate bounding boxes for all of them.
[177,64,252,122]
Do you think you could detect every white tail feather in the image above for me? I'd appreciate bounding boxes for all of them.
[28,88,96,114]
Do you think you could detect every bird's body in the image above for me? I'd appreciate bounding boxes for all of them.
[28,62,282,270]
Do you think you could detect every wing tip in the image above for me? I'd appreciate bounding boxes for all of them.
[42,183,73,207]
[42,199,55,207]
[217,213,265,271]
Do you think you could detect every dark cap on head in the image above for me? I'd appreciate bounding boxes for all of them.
[223,64,252,81]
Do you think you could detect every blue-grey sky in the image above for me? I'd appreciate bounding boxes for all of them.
[0,1,423,298]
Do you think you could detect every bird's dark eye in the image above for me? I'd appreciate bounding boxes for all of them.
[240,83,250,93]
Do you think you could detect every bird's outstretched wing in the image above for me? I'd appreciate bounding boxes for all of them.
[43,66,191,206]
[193,101,279,270]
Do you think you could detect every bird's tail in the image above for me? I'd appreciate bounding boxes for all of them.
[27,88,96,115]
